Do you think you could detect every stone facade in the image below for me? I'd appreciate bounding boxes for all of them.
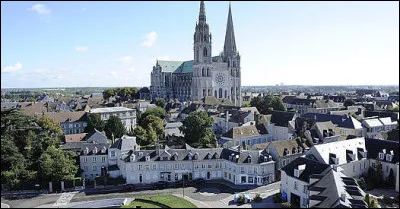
[150,1,241,106]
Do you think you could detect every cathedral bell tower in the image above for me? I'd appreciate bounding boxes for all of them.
[192,1,213,101]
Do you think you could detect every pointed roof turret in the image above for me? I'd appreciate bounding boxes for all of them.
[223,2,237,55]
[198,1,206,25]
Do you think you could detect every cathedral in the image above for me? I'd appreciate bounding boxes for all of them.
[150,1,241,106]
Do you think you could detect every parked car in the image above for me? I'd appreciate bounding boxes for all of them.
[153,181,169,189]
[193,178,205,186]
[174,179,189,188]
[122,184,136,192]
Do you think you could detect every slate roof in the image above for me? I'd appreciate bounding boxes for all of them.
[362,118,383,128]
[85,129,109,144]
[20,103,48,117]
[90,107,135,113]
[280,157,331,183]
[222,125,260,139]
[270,110,296,127]
[60,142,109,155]
[315,100,340,109]
[365,138,399,163]
[240,107,260,115]
[338,117,362,129]
[269,140,305,157]
[310,169,366,208]
[378,117,397,126]
[125,146,273,165]
[229,110,252,124]
[110,135,138,151]
[43,111,87,123]
[156,56,221,74]
[302,113,347,125]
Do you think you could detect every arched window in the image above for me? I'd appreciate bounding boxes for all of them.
[196,50,199,62]
[203,89,206,97]
[204,34,207,42]
[224,90,227,98]
[214,90,217,98]
[207,68,210,77]
[203,47,208,57]
[233,61,236,68]
[219,88,223,98]
[202,68,205,77]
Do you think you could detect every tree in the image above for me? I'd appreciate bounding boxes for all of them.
[36,115,63,135]
[134,115,165,146]
[250,95,286,114]
[103,88,115,100]
[85,114,105,132]
[374,159,384,188]
[387,168,395,188]
[104,115,126,140]
[154,98,166,108]
[344,99,355,108]
[130,87,140,100]
[364,194,379,208]
[241,103,251,107]
[39,146,78,182]
[179,110,216,147]
[138,106,166,126]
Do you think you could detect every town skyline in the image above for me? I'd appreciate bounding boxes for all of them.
[1,1,399,88]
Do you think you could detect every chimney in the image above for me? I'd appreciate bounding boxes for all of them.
[340,193,346,201]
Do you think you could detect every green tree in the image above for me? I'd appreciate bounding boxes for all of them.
[241,103,251,107]
[344,99,355,108]
[39,146,78,182]
[103,88,115,100]
[179,111,216,147]
[364,194,379,208]
[104,115,126,140]
[138,106,166,126]
[250,95,286,114]
[130,87,140,100]
[374,159,384,188]
[154,98,166,108]
[134,115,164,146]
[36,115,63,135]
[387,168,395,188]
[85,114,105,132]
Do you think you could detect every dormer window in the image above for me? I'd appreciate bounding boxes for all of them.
[378,152,385,160]
[214,153,219,159]
[194,153,199,160]
[298,147,303,153]
[101,147,106,153]
[206,153,211,160]
[130,155,135,162]
[139,152,143,157]
[386,154,393,162]
[84,147,89,155]
[146,156,150,162]
[283,148,289,156]
[93,147,98,154]
[247,156,252,163]
[292,148,297,154]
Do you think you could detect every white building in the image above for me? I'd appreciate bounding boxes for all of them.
[89,107,137,132]
[305,137,369,178]
[43,111,88,135]
[216,110,255,134]
[220,125,270,148]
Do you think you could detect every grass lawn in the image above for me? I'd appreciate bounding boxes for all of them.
[123,194,197,208]
[122,201,161,208]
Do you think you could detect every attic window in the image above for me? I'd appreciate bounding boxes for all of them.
[378,153,385,160]
[146,156,150,162]
[247,156,252,163]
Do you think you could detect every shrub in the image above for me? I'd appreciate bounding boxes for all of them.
[355,177,367,191]
[237,195,245,205]
[281,202,292,208]
[254,193,262,202]
[273,193,283,203]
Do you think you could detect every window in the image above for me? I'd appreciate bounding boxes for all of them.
[139,174,142,183]
[139,165,142,170]
[92,165,97,171]
[92,157,96,163]
[111,151,116,157]
[303,185,307,193]
[146,165,150,170]
[379,153,385,160]
[208,164,212,168]
[248,177,253,183]
[175,174,178,181]
[83,166,88,171]
[102,156,106,162]
[163,157,168,161]
[241,167,245,174]
[84,157,88,163]
[353,165,355,172]
[152,164,156,170]
[241,176,246,183]
[202,164,205,169]
[303,198,307,207]
[174,164,178,169]
[294,181,298,190]
[195,164,199,169]
[224,172,227,178]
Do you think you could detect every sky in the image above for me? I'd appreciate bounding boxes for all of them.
[1,1,399,88]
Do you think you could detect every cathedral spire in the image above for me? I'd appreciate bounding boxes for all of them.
[198,1,206,25]
[223,2,236,55]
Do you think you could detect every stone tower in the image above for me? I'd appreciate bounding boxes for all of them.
[222,2,241,106]
[192,1,213,101]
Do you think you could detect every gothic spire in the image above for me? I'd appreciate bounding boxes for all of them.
[198,1,206,25]
[223,2,236,55]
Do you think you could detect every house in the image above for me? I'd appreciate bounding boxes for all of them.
[137,101,151,113]
[90,93,103,98]
[336,116,363,138]
[165,122,184,141]
[220,125,269,148]
[37,94,54,103]
[284,99,340,115]
[89,107,137,132]
[20,102,48,117]
[305,137,369,178]
[365,138,399,189]
[60,129,110,179]
[308,169,367,208]
[118,144,276,186]
[361,117,385,139]
[280,157,331,208]
[379,117,398,131]
[42,111,88,135]
[108,135,140,178]
[268,111,297,141]
[215,110,255,134]
[64,133,87,143]
[310,121,341,144]
[261,140,309,181]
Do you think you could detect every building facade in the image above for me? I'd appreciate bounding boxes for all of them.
[89,107,137,132]
[150,1,242,106]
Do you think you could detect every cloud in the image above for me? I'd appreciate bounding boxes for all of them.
[110,71,117,76]
[117,56,132,63]
[75,46,88,52]
[2,62,22,73]
[142,31,157,47]
[129,67,135,72]
[28,4,52,15]
[54,74,64,79]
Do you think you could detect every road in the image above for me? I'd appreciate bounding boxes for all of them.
[1,181,281,208]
